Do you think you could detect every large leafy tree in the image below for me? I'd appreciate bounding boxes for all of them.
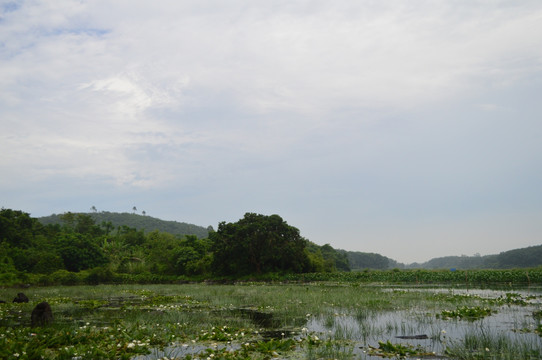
[210,213,310,276]
[172,235,212,275]
[0,208,43,248]
[55,233,108,272]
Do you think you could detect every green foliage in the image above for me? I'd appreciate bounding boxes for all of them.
[3,208,352,284]
[84,266,116,285]
[39,211,210,238]
[144,230,180,274]
[344,250,391,270]
[31,251,64,274]
[305,243,351,272]
[6,207,542,285]
[495,245,542,268]
[56,233,108,272]
[50,269,81,285]
[284,267,542,284]
[1,284,540,360]
[304,247,332,272]
[0,208,42,248]
[0,246,18,285]
[402,245,542,270]
[369,340,433,358]
[172,236,212,275]
[252,338,297,354]
[438,306,494,321]
[117,226,145,246]
[210,213,311,276]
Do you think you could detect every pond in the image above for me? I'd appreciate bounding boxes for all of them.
[134,285,542,359]
[305,287,542,359]
[1,283,541,359]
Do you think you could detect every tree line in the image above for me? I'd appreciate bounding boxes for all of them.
[0,209,349,285]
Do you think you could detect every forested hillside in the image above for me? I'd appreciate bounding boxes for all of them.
[2,208,540,287]
[339,250,397,270]
[38,212,210,238]
[342,245,542,271]
[403,245,542,270]
[0,209,349,286]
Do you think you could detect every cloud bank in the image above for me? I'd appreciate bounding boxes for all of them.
[1,0,541,263]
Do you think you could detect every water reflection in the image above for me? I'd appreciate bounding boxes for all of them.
[307,287,542,359]
[135,286,542,359]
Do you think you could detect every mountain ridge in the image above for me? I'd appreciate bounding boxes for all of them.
[38,211,211,239]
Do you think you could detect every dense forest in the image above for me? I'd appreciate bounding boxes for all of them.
[37,211,542,271]
[0,209,349,285]
[339,250,398,270]
[1,208,540,286]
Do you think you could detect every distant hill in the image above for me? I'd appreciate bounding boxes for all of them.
[343,244,542,270]
[338,250,400,270]
[403,244,542,270]
[404,254,496,270]
[38,211,211,238]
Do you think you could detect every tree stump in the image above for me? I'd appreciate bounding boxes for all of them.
[31,302,53,327]
[13,292,29,303]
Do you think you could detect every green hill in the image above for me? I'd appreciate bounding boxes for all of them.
[342,244,542,270]
[402,245,542,270]
[38,211,211,238]
[338,250,399,270]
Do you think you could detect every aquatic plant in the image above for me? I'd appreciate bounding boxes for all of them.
[1,283,541,359]
[445,330,542,360]
[437,306,494,320]
[368,340,433,358]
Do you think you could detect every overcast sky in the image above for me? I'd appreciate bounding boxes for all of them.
[1,1,541,264]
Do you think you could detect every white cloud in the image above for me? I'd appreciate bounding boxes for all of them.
[79,72,188,119]
[1,0,542,262]
[45,1,540,114]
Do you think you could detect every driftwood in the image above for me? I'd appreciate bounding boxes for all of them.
[395,334,429,339]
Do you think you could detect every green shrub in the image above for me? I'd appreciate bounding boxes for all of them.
[84,267,116,285]
[48,269,80,285]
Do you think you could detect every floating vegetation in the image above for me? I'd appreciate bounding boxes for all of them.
[493,292,537,307]
[1,284,541,359]
[437,306,494,320]
[367,340,434,358]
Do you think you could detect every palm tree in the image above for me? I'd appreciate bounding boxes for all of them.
[132,206,137,214]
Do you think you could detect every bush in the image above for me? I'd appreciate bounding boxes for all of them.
[32,253,65,274]
[84,267,116,285]
[0,272,18,286]
[48,269,80,285]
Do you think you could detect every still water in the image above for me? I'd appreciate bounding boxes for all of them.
[137,286,542,359]
[307,287,542,359]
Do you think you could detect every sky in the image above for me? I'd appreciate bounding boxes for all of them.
[1,1,541,264]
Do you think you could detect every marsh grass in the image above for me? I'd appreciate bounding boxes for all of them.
[1,283,541,359]
[446,329,542,360]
